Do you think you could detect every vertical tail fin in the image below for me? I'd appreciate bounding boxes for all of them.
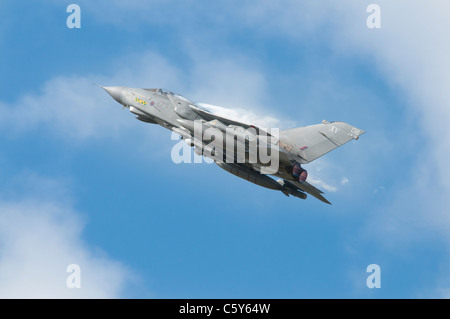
[279,121,365,163]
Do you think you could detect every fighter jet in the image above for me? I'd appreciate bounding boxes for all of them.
[101,86,365,204]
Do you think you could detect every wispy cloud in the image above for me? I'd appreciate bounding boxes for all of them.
[206,0,450,295]
[198,103,289,129]
[0,174,133,298]
[308,177,338,193]
[341,177,349,186]
[0,48,295,140]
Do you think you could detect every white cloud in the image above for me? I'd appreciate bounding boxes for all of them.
[198,103,287,129]
[31,0,449,297]
[216,0,450,295]
[327,1,450,240]
[302,158,354,193]
[15,0,450,297]
[373,185,384,194]
[0,48,295,142]
[325,1,450,296]
[0,175,132,298]
[307,177,338,193]
[226,0,449,236]
[0,51,183,141]
[0,76,132,140]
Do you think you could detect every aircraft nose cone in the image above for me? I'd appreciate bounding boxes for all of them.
[102,86,124,104]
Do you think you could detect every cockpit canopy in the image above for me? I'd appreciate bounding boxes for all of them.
[143,88,175,95]
[157,88,175,95]
[144,88,196,105]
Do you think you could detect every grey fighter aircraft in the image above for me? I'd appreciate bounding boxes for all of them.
[101,86,365,204]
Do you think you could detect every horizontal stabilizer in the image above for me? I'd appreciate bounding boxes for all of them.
[285,180,332,205]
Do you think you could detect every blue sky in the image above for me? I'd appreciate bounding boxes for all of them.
[0,0,449,298]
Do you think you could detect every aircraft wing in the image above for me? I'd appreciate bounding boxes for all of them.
[189,104,274,137]
[188,132,332,204]
[279,121,365,164]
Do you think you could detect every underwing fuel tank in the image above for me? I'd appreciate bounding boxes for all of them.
[215,162,307,199]
[215,162,282,190]
[129,106,157,124]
